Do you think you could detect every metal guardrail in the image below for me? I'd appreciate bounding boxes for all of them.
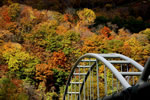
[103,57,150,100]
[63,53,144,100]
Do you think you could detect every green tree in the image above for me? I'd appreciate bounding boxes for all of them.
[8,3,21,21]
[140,28,150,40]
[3,48,40,84]
[62,30,80,55]
[46,34,63,52]
[105,39,124,53]
[0,77,29,100]
[52,69,69,92]
[28,20,58,47]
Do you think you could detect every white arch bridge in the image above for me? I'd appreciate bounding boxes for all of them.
[63,53,149,100]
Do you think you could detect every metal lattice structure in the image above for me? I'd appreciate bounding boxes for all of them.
[63,53,144,100]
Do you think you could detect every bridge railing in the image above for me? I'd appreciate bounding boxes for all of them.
[63,53,144,100]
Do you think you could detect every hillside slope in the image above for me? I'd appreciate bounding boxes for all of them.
[0,3,149,99]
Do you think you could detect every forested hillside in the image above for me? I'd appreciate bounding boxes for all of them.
[0,2,150,100]
[1,0,150,33]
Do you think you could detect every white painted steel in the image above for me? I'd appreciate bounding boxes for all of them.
[63,53,144,100]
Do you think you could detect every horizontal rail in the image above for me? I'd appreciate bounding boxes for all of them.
[81,60,96,62]
[70,82,82,84]
[120,72,142,76]
[73,73,87,76]
[99,54,120,58]
[68,92,80,94]
[77,65,91,68]
[109,61,130,64]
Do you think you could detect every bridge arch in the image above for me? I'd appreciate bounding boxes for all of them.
[63,53,144,100]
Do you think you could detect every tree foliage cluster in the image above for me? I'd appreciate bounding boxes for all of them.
[0,3,149,99]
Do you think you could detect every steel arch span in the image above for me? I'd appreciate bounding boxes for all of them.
[63,53,144,100]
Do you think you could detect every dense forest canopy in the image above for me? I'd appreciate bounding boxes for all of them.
[1,0,150,33]
[0,1,150,100]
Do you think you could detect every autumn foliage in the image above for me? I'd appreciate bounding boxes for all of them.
[0,3,149,99]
